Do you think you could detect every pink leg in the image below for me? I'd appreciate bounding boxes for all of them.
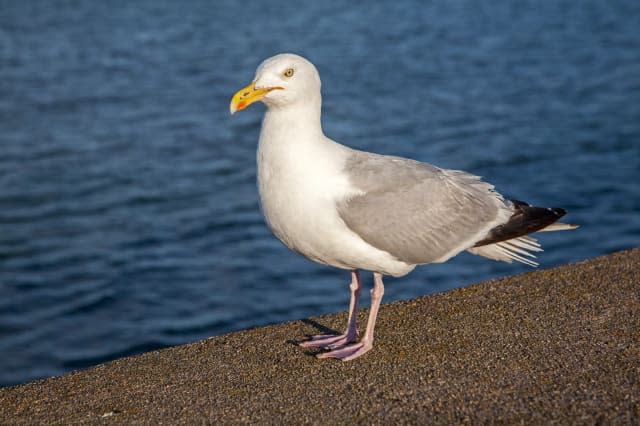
[317,272,385,361]
[299,270,361,349]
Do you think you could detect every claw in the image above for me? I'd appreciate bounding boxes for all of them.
[298,271,384,361]
[316,340,373,361]
[299,333,356,349]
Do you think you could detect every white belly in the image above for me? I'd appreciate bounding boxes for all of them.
[256,134,414,277]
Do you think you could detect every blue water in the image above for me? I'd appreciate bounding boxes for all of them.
[1,1,639,387]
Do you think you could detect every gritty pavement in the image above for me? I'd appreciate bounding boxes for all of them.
[1,249,639,425]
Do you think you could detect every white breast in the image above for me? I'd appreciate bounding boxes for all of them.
[256,114,414,277]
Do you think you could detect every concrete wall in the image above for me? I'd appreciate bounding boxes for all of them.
[1,248,639,424]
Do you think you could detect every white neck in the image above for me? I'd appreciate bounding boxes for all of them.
[260,97,324,147]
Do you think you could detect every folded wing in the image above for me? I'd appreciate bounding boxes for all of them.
[338,152,512,265]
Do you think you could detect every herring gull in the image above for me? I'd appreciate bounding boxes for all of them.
[229,53,577,361]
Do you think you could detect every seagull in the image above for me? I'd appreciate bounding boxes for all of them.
[229,53,577,361]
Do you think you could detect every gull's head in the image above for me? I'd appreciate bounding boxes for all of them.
[230,53,321,114]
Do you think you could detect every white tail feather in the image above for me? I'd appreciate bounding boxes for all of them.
[467,220,578,266]
[467,236,542,267]
[537,222,579,232]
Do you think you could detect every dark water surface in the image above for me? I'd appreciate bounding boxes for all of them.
[1,1,639,386]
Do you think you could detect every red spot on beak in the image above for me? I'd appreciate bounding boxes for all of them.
[237,101,246,110]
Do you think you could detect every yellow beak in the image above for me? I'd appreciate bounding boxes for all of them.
[229,82,282,114]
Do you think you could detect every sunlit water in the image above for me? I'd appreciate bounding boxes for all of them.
[1,1,639,386]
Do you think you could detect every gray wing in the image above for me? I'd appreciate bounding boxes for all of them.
[338,151,510,264]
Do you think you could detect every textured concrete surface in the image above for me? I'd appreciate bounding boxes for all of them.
[1,249,639,425]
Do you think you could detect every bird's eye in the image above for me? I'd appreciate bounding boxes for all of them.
[283,68,294,78]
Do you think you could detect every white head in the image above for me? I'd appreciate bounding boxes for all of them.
[230,53,321,114]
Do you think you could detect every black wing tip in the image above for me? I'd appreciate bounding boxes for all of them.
[474,200,570,247]
[513,199,567,218]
